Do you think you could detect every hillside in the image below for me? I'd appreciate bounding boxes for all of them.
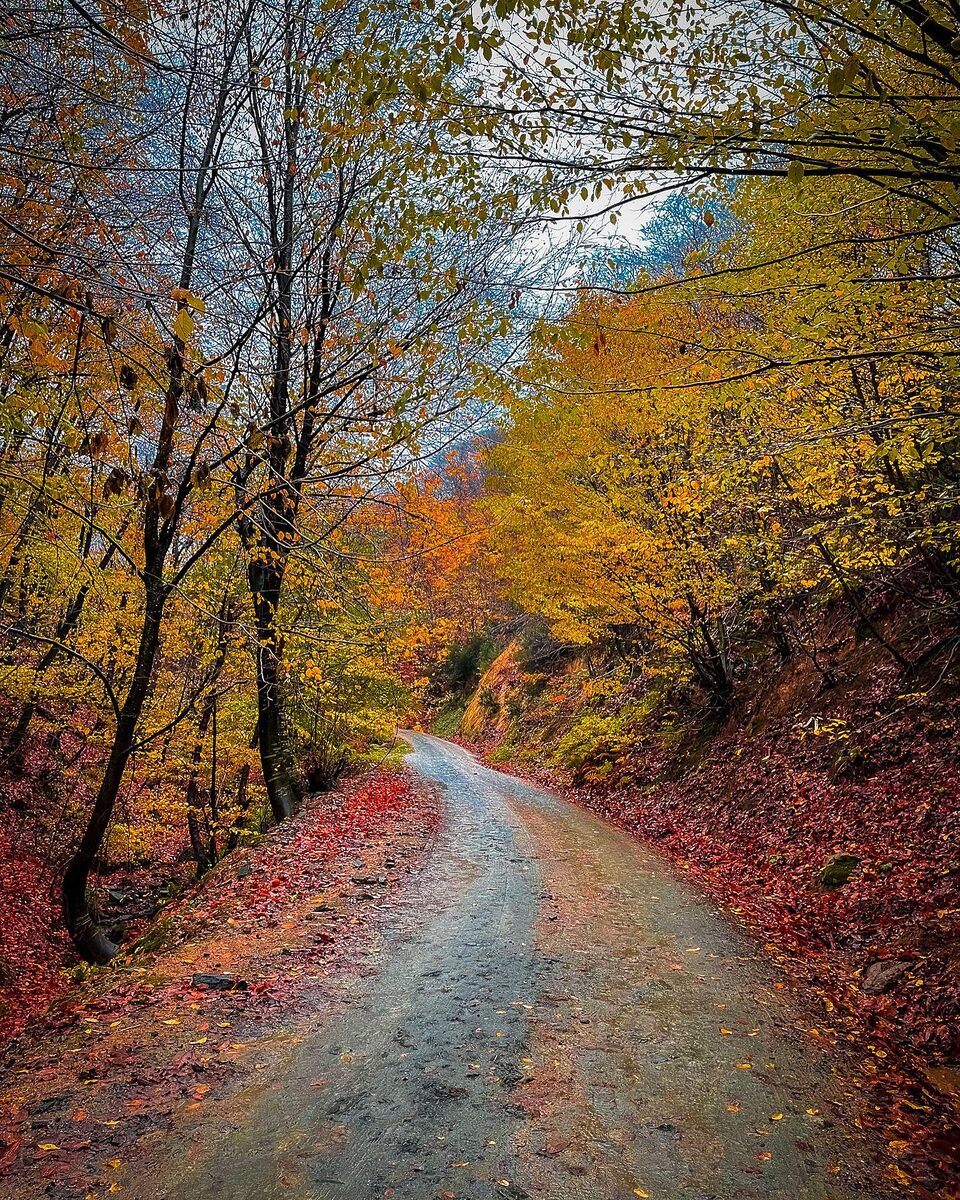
[438,600,960,1110]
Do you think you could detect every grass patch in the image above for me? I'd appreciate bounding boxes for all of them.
[431,703,465,737]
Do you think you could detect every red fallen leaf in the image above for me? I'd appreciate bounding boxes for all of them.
[0,1133,22,1171]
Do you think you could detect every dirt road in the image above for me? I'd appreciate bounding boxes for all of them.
[126,732,881,1200]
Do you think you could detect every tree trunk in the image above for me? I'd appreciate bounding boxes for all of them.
[61,583,167,962]
[255,633,297,821]
[184,599,231,871]
[226,763,252,851]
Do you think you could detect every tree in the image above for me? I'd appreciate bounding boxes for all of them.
[1,0,537,961]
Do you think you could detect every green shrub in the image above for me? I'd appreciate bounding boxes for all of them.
[439,634,499,696]
[553,711,626,775]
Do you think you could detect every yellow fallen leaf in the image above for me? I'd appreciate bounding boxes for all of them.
[727,1104,741,1113]
[737,1063,752,1069]
[634,1190,650,1198]
[109,1159,122,1169]
[161,1018,180,1026]
[771,1113,784,1121]
[37,1143,59,1152]
[720,1028,733,1035]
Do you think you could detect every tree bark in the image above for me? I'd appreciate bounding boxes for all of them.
[62,581,167,963]
[252,580,298,821]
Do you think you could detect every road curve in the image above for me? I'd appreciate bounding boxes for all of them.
[156,732,881,1200]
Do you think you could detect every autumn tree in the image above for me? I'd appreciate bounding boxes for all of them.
[0,0,540,961]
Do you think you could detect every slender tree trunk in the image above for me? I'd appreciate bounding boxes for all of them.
[185,599,231,871]
[0,500,43,617]
[809,531,912,669]
[62,581,167,962]
[62,313,184,962]
[253,595,297,821]
[225,762,252,851]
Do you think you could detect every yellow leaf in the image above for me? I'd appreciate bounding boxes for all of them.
[37,1143,60,1152]
[634,1190,650,1198]
[173,308,195,342]
[886,1164,912,1187]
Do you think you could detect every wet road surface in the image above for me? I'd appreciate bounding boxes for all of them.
[148,733,882,1199]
